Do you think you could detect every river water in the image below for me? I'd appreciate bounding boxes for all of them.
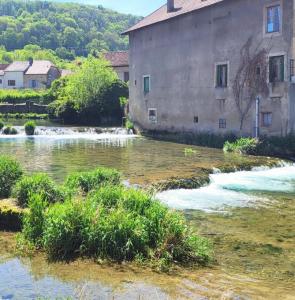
[0,127,294,299]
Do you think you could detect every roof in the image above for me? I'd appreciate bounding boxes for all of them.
[103,51,129,67]
[5,61,30,72]
[25,60,54,75]
[123,0,223,34]
[0,64,9,71]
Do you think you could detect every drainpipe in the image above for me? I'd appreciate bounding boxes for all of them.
[255,96,260,138]
[167,0,175,12]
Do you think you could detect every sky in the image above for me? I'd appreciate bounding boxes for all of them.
[53,0,166,16]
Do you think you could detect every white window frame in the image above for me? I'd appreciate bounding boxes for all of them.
[214,61,229,88]
[263,1,282,37]
[143,75,151,94]
[261,112,273,127]
[148,108,157,123]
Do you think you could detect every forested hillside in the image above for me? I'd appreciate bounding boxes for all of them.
[0,0,140,58]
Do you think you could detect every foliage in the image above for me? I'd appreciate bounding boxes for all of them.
[65,167,121,194]
[24,120,36,136]
[184,148,198,155]
[0,119,4,130]
[3,125,18,135]
[50,57,127,125]
[22,194,47,247]
[125,118,134,131]
[13,173,65,207]
[22,183,212,267]
[223,138,260,155]
[0,88,51,104]
[0,113,48,120]
[0,155,23,198]
[0,199,24,231]
[0,1,140,58]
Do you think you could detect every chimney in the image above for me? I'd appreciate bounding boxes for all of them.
[28,57,33,66]
[167,0,175,12]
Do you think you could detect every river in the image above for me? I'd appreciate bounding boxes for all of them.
[0,127,294,299]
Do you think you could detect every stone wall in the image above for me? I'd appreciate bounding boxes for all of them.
[0,101,48,114]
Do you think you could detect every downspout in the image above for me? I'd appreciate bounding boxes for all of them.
[255,96,260,138]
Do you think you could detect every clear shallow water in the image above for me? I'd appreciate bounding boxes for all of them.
[0,128,294,299]
[0,126,270,184]
[157,164,295,212]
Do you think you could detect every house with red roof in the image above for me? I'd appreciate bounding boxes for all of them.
[104,51,129,82]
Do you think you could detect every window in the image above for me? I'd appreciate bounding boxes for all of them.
[269,55,284,82]
[0,79,2,84]
[266,5,281,33]
[216,64,228,88]
[194,116,199,124]
[8,80,16,87]
[124,72,129,82]
[31,80,37,88]
[148,108,157,123]
[143,75,150,94]
[219,118,227,129]
[262,112,272,127]
[217,99,226,112]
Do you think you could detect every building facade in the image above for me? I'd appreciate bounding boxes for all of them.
[104,51,130,82]
[0,60,60,90]
[124,0,295,136]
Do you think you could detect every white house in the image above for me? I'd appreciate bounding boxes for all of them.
[3,61,30,89]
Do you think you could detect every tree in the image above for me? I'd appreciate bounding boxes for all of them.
[232,37,270,131]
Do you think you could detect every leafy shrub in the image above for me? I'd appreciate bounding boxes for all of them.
[3,125,18,135]
[0,120,4,130]
[223,138,259,155]
[0,113,48,120]
[22,194,47,246]
[65,167,121,194]
[24,121,36,136]
[49,99,79,124]
[0,89,49,104]
[13,173,65,207]
[0,156,23,198]
[125,119,134,131]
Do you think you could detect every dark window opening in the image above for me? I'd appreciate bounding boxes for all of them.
[219,118,227,129]
[124,72,129,82]
[143,76,150,94]
[216,64,228,88]
[262,112,272,127]
[194,116,199,123]
[8,80,16,87]
[269,55,284,83]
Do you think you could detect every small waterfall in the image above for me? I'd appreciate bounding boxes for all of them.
[0,126,135,139]
[157,164,295,212]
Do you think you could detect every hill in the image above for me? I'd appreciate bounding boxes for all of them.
[0,0,140,58]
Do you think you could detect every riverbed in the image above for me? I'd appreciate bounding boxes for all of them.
[0,128,294,299]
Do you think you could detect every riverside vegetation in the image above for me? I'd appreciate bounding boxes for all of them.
[0,156,212,270]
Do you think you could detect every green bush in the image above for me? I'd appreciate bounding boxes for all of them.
[19,182,212,267]
[0,199,25,231]
[125,119,134,131]
[0,113,48,120]
[65,167,121,194]
[24,121,36,136]
[0,156,23,198]
[40,185,212,266]
[0,89,49,104]
[3,125,18,135]
[223,138,259,155]
[0,120,4,130]
[13,173,65,207]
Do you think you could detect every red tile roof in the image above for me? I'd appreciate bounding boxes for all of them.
[104,51,129,67]
[123,0,223,34]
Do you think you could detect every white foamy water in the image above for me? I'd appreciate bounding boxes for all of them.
[0,126,136,141]
[157,164,295,212]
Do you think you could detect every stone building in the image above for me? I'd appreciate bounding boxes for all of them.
[124,0,295,136]
[104,51,130,82]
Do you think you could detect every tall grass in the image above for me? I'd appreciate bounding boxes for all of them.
[0,156,23,198]
[20,184,212,268]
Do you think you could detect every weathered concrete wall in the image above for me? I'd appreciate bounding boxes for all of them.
[128,0,294,136]
[0,102,48,114]
[24,74,48,89]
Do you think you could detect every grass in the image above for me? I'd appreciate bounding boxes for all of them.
[0,113,49,120]
[0,89,50,104]
[24,120,36,136]
[223,138,259,155]
[0,156,23,198]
